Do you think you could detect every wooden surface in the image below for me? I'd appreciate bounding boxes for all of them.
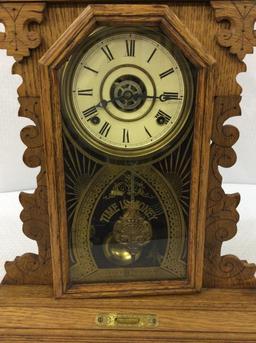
[0,286,256,342]
[0,0,256,289]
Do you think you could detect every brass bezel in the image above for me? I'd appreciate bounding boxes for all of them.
[60,26,194,163]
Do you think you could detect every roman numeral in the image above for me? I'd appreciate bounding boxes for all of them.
[144,126,152,138]
[82,106,98,120]
[78,89,93,96]
[126,40,135,57]
[155,110,172,124]
[84,65,98,74]
[101,45,114,61]
[123,129,129,143]
[99,121,111,137]
[147,48,157,63]
[159,68,174,79]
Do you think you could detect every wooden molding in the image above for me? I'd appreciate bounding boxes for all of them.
[0,2,45,61]
[211,0,256,61]
[2,97,52,285]
[204,96,256,288]
[39,4,215,69]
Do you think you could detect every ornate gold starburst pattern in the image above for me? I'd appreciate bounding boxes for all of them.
[155,130,193,217]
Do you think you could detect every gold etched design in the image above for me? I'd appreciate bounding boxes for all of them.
[104,174,154,200]
[0,3,45,61]
[71,165,122,279]
[113,201,152,249]
[139,167,186,277]
[211,1,256,60]
[156,131,193,217]
[71,166,186,283]
[63,133,101,223]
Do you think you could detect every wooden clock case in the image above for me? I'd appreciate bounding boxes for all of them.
[0,0,256,341]
[39,4,215,298]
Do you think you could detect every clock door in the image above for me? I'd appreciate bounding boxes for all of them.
[61,27,194,285]
[39,5,215,297]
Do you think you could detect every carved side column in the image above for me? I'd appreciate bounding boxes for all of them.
[0,3,51,284]
[2,97,52,284]
[204,96,256,288]
[205,0,256,287]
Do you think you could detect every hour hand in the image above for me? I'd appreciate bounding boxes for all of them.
[159,92,182,102]
[95,99,109,109]
[95,96,123,109]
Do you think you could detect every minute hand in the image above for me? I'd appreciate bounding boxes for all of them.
[140,93,182,102]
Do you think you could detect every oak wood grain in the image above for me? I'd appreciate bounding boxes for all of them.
[0,2,45,61]
[211,0,256,61]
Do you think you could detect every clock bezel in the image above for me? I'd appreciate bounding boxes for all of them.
[60,26,195,163]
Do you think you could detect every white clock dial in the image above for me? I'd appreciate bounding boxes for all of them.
[61,28,194,161]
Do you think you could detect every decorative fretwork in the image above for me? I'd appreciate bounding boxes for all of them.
[204,96,256,288]
[211,1,256,60]
[0,3,45,61]
[2,97,52,285]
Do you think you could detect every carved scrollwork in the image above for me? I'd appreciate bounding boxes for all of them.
[2,97,52,285]
[0,3,45,61]
[211,1,256,60]
[204,96,256,288]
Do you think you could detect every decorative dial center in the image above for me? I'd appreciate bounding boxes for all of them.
[100,65,155,122]
[110,75,147,112]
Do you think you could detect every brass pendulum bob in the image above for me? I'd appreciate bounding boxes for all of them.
[104,170,152,266]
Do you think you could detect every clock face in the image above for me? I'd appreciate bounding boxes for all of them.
[61,27,194,161]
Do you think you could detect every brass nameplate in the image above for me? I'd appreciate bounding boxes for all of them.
[96,313,158,329]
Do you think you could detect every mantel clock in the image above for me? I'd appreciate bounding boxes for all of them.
[1,1,256,341]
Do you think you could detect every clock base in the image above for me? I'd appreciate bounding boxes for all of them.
[0,285,255,342]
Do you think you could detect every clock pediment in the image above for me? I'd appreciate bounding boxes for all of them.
[39,5,215,70]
